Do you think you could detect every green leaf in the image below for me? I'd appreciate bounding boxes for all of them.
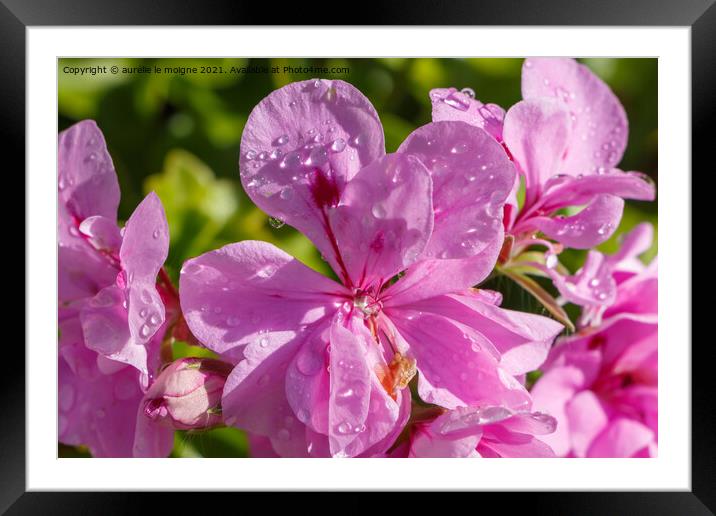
[172,427,249,458]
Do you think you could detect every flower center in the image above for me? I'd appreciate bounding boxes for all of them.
[352,289,382,318]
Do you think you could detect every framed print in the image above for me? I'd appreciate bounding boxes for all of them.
[6,0,713,512]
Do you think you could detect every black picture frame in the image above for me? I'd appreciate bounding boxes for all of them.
[6,0,712,512]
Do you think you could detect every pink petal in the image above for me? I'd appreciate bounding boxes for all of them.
[608,222,654,272]
[285,322,331,433]
[564,390,609,457]
[521,58,629,176]
[389,310,532,410]
[179,240,346,362]
[397,121,514,260]
[502,98,571,199]
[530,366,586,456]
[59,356,148,457]
[381,230,503,306]
[58,120,120,250]
[327,317,372,457]
[132,409,175,458]
[221,330,306,447]
[537,170,655,213]
[606,265,658,318]
[388,291,563,376]
[499,411,558,436]
[410,425,480,458]
[78,215,122,253]
[429,87,505,142]
[547,250,617,307]
[445,291,563,374]
[528,194,624,249]
[478,431,556,458]
[434,405,510,439]
[239,79,384,277]
[120,192,169,346]
[80,284,149,375]
[58,246,117,308]
[586,418,655,458]
[358,385,411,457]
[329,153,433,289]
[58,317,100,380]
[248,434,280,457]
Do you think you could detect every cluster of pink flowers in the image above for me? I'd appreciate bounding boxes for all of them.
[58,58,656,458]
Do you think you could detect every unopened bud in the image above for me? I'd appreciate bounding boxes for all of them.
[141,357,232,430]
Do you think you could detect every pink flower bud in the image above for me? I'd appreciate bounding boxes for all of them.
[141,357,232,430]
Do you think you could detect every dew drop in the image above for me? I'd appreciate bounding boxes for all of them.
[307,146,328,166]
[460,87,476,99]
[371,203,387,219]
[280,151,302,169]
[330,138,347,153]
[451,142,468,154]
[443,92,470,111]
[268,216,285,229]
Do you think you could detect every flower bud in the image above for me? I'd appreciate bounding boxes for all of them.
[141,357,232,430]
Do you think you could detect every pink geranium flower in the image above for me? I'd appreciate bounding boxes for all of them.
[58,120,174,457]
[180,79,563,458]
[389,405,556,458]
[530,224,657,457]
[430,58,656,308]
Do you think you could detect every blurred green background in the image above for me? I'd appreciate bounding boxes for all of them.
[58,57,658,457]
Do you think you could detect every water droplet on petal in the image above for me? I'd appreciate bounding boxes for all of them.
[371,203,387,219]
[307,146,328,166]
[280,151,302,169]
[451,142,468,154]
[268,216,285,229]
[443,91,470,111]
[279,187,293,200]
[330,138,346,153]
[460,87,475,99]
